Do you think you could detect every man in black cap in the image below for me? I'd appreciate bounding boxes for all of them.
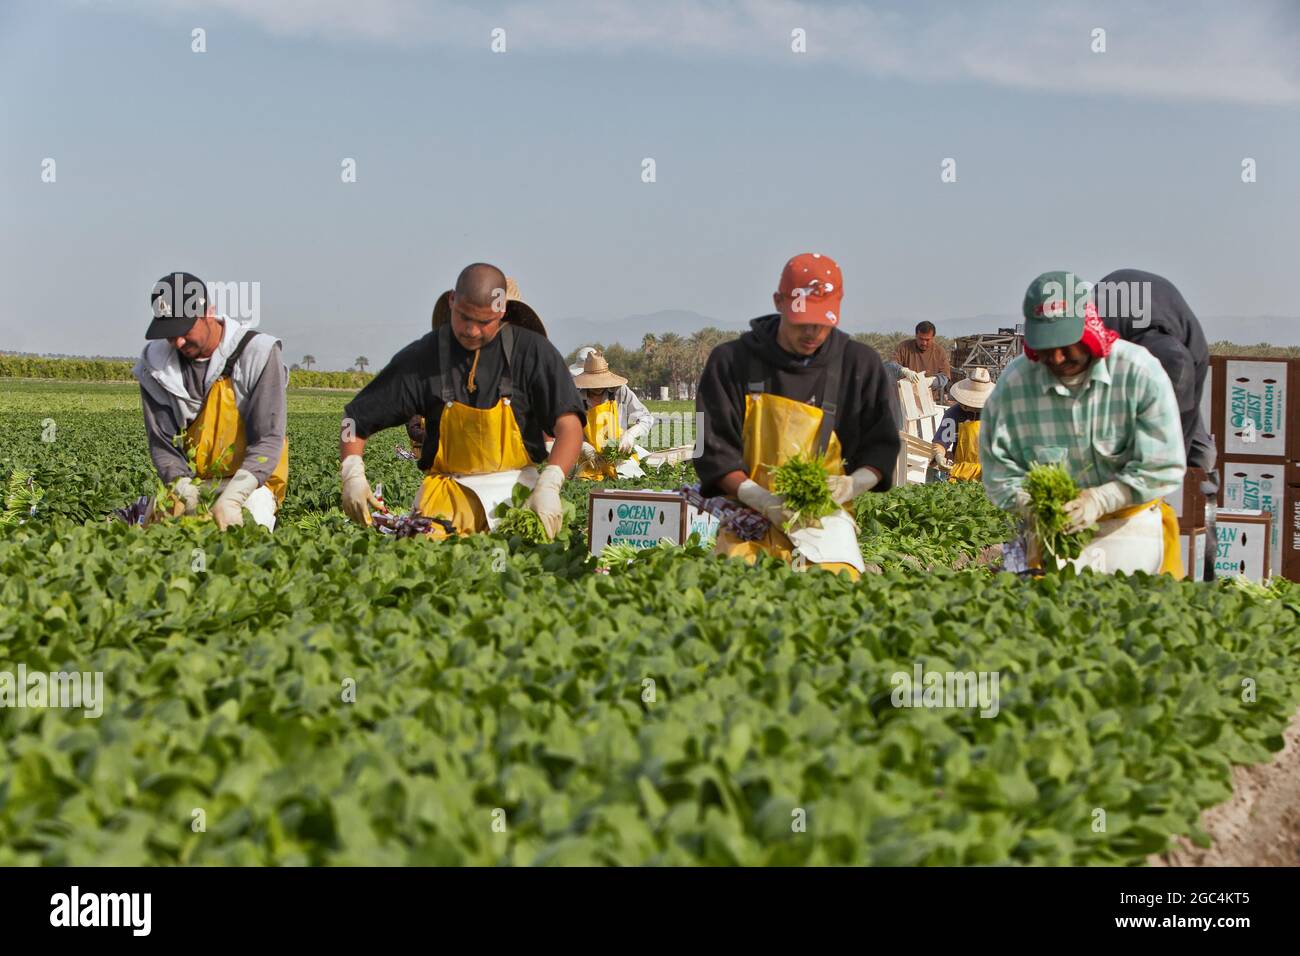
[133,272,289,530]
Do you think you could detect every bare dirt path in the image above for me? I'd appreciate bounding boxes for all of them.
[1150,705,1300,867]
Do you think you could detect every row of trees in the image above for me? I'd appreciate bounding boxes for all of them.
[565,330,942,398]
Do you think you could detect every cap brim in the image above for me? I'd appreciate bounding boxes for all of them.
[145,315,198,340]
[1024,316,1084,351]
[780,297,843,327]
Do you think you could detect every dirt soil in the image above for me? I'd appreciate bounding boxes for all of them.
[1150,705,1300,867]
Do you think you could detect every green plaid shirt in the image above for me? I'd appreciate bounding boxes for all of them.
[979,341,1186,510]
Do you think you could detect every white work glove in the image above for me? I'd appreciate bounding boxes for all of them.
[169,476,201,516]
[618,422,648,454]
[580,441,598,463]
[1012,489,1035,522]
[341,454,383,526]
[212,469,259,531]
[826,466,881,505]
[525,464,565,540]
[930,444,949,467]
[900,367,922,383]
[737,478,793,527]
[1063,481,1131,534]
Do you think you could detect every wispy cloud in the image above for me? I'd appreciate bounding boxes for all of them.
[99,0,1300,105]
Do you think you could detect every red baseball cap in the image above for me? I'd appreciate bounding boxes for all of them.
[778,253,843,327]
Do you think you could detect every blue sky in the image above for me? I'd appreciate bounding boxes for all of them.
[2,0,1298,368]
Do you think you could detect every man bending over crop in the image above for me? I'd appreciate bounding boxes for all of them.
[980,271,1186,576]
[695,253,900,579]
[134,272,289,531]
[339,262,585,539]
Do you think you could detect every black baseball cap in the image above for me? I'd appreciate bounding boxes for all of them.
[147,272,209,340]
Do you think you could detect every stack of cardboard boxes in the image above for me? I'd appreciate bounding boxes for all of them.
[1195,357,1300,582]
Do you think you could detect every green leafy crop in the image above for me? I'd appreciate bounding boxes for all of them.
[1023,463,1094,567]
[769,453,839,531]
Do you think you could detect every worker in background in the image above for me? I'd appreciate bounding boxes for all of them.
[696,253,900,579]
[893,321,951,401]
[134,271,288,531]
[572,350,654,480]
[339,263,584,539]
[1095,268,1217,497]
[931,367,994,481]
[980,271,1186,576]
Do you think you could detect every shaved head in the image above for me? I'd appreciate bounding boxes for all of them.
[455,262,507,309]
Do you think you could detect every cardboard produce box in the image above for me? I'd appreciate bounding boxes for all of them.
[1214,509,1271,581]
[1219,460,1297,581]
[1209,356,1298,459]
[1179,527,1207,583]
[587,489,688,555]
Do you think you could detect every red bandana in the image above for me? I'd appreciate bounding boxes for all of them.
[1023,300,1118,362]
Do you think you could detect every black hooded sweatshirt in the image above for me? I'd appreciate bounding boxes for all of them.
[1096,269,1215,477]
[695,314,901,497]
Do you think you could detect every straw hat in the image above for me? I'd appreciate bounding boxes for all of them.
[949,367,995,409]
[573,351,627,390]
[568,345,598,377]
[431,276,547,338]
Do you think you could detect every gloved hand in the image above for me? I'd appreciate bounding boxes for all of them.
[737,478,793,528]
[580,441,598,463]
[826,466,881,505]
[212,469,259,531]
[900,367,922,384]
[618,422,648,455]
[525,464,565,540]
[169,476,201,516]
[930,444,950,467]
[341,454,383,526]
[1063,481,1131,534]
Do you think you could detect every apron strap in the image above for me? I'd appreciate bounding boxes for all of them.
[220,330,260,379]
[745,348,767,396]
[813,333,846,458]
[498,323,515,401]
[436,324,454,404]
[435,322,516,403]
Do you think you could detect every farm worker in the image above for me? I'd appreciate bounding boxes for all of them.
[695,252,901,579]
[893,321,951,401]
[931,367,994,481]
[980,271,1186,576]
[339,263,585,539]
[1095,268,1218,497]
[572,350,654,480]
[133,272,288,531]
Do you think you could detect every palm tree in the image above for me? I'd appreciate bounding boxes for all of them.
[354,356,369,373]
[302,354,316,370]
[641,333,656,356]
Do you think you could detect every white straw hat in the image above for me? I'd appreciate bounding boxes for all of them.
[949,367,995,408]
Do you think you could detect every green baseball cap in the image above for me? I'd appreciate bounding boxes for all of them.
[1022,271,1090,350]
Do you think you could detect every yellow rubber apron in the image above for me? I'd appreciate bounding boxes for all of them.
[413,325,536,537]
[715,341,864,579]
[576,399,621,481]
[948,418,982,482]
[183,331,288,505]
